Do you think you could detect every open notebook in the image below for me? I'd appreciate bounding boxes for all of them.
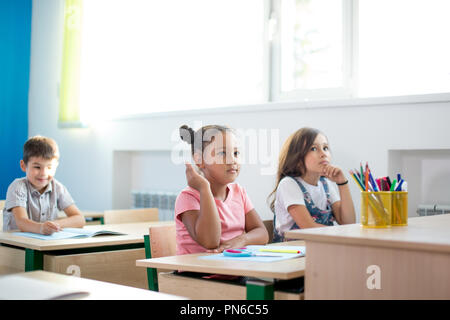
[13,228,125,240]
[200,245,306,262]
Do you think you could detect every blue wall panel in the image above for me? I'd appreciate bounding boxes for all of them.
[0,0,32,197]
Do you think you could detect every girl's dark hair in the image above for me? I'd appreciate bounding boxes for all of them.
[179,124,233,156]
[267,127,325,213]
[23,135,60,164]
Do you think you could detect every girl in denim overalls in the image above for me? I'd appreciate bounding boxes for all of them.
[268,128,356,242]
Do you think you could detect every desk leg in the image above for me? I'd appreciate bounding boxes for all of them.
[25,249,43,272]
[146,268,158,291]
[143,235,158,291]
[246,280,274,300]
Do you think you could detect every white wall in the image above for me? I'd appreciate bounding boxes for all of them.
[28,0,450,220]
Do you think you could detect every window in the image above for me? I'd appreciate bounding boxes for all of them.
[270,0,354,101]
[357,0,450,97]
[271,0,450,100]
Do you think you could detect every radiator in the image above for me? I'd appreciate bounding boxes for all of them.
[131,191,177,221]
[417,204,450,216]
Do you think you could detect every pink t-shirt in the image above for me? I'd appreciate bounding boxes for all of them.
[174,183,254,255]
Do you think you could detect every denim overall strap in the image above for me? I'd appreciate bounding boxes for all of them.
[296,176,335,226]
[319,176,332,207]
[273,176,335,242]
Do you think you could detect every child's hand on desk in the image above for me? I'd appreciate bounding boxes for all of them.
[185,163,210,192]
[321,164,347,185]
[206,234,247,253]
[40,221,61,235]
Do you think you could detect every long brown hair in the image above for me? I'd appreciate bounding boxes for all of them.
[268,127,324,212]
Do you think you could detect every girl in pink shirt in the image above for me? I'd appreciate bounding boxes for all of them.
[175,124,268,255]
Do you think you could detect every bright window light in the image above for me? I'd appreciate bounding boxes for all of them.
[79,0,265,123]
[280,0,344,91]
[358,0,450,97]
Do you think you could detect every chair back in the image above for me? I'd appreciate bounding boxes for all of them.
[148,224,176,258]
[263,219,274,244]
[103,208,158,224]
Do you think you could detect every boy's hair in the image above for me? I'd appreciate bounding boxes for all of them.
[267,127,326,213]
[23,136,60,164]
[179,124,234,156]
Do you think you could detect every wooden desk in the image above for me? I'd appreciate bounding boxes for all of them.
[136,241,306,300]
[0,270,185,300]
[0,221,174,289]
[285,214,450,299]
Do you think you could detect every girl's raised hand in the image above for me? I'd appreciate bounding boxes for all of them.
[322,164,347,185]
[185,163,210,192]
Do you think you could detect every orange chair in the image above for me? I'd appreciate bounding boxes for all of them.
[103,208,158,224]
[144,224,176,291]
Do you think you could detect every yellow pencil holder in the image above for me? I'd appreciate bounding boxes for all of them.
[361,192,392,228]
[391,191,408,226]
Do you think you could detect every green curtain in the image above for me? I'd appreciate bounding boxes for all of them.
[59,0,84,126]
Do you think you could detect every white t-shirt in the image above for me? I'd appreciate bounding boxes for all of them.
[274,176,340,235]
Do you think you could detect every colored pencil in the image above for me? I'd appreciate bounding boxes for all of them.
[349,170,365,191]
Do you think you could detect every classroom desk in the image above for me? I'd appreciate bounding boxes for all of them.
[0,221,174,289]
[82,210,105,225]
[0,270,185,300]
[136,241,306,300]
[285,214,450,299]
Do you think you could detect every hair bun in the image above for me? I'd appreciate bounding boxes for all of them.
[179,125,195,144]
